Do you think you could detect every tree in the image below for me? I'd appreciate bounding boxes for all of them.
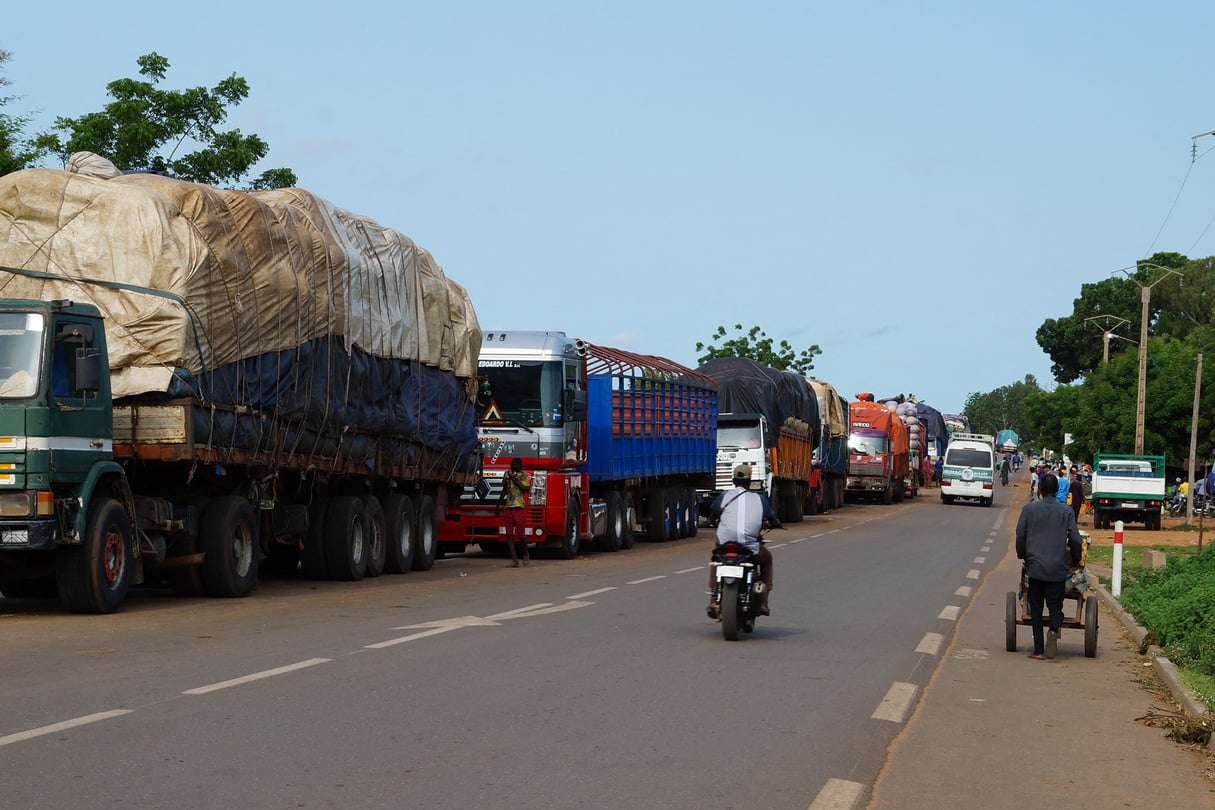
[36,52,295,189]
[1035,276,1141,384]
[0,50,48,175]
[962,375,1043,438]
[695,324,822,374]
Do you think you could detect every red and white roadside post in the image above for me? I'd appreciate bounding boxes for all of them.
[1113,520,1124,597]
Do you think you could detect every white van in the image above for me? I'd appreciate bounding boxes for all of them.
[940,433,996,507]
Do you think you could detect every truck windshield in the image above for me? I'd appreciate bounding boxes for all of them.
[718,424,762,449]
[0,312,45,399]
[477,359,563,427]
[849,435,888,455]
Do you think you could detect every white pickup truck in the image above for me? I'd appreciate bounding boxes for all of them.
[1089,454,1166,531]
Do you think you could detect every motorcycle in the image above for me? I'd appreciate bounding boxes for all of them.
[708,540,766,640]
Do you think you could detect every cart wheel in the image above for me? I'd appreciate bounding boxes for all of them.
[1005,591,1018,652]
[1084,595,1099,658]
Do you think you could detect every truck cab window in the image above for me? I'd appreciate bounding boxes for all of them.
[0,312,45,399]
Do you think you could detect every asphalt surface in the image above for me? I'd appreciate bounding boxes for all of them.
[866,486,1215,809]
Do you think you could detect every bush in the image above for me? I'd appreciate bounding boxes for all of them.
[1120,544,1215,677]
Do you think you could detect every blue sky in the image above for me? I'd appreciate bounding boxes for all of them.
[6,2,1215,413]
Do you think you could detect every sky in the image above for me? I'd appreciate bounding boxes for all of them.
[6,1,1215,414]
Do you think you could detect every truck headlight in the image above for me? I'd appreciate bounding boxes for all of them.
[530,470,547,505]
[0,491,35,517]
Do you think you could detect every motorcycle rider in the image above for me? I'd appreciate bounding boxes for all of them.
[706,464,781,618]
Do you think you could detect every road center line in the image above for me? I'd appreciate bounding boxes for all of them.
[768,542,786,549]
[808,777,867,809]
[673,566,704,575]
[183,658,331,695]
[627,575,666,585]
[366,626,462,649]
[872,681,918,723]
[0,709,132,748]
[568,587,617,599]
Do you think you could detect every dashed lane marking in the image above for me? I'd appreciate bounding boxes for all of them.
[627,575,666,585]
[808,778,867,809]
[938,605,961,621]
[974,556,987,564]
[183,658,332,695]
[955,586,972,597]
[568,587,617,599]
[673,567,703,575]
[915,632,944,655]
[871,681,918,723]
[0,709,132,747]
[966,569,980,579]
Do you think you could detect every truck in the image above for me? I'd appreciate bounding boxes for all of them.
[995,429,1019,455]
[696,357,818,524]
[437,332,717,555]
[806,378,849,513]
[0,158,482,612]
[1089,453,1166,531]
[845,397,910,504]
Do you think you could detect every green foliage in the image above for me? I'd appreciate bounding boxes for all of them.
[36,52,295,189]
[0,50,49,174]
[695,324,821,374]
[1120,544,1215,677]
[961,374,1042,439]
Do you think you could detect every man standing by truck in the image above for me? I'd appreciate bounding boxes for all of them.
[1015,473,1084,659]
[500,458,532,566]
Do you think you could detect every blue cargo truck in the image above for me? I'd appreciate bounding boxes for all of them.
[440,332,717,556]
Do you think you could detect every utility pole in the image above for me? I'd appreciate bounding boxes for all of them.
[1084,315,1130,365]
[1187,353,1202,524]
[1113,264,1184,455]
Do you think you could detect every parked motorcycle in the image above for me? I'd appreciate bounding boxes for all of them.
[708,540,765,640]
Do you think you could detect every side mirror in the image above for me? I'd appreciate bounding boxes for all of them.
[75,348,101,394]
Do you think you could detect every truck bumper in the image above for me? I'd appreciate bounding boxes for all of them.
[438,506,550,544]
[846,477,887,492]
[0,519,60,551]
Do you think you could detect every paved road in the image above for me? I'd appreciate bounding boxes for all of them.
[2,483,1204,808]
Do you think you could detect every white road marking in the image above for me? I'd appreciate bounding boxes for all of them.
[974,556,987,564]
[399,615,503,629]
[953,649,990,660]
[966,569,981,579]
[673,567,703,574]
[981,546,991,552]
[811,533,826,538]
[485,603,554,620]
[915,632,944,655]
[0,709,132,748]
[872,682,918,723]
[955,586,972,597]
[568,587,617,598]
[938,605,961,621]
[183,658,331,695]
[808,777,867,809]
[366,626,462,649]
[494,601,591,619]
[789,537,805,543]
[768,543,786,549]
[627,575,666,585]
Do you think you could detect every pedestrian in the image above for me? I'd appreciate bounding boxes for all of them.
[1000,454,1011,486]
[500,457,532,566]
[1015,473,1084,660]
[1055,468,1070,505]
[934,456,943,486]
[1028,471,1039,501]
[921,453,934,487]
[1069,467,1085,523]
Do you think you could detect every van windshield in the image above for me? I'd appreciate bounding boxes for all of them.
[946,448,992,468]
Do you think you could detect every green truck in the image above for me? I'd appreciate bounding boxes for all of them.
[1089,453,1166,531]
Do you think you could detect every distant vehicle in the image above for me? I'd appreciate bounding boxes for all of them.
[845,398,910,504]
[940,433,996,507]
[995,429,1019,454]
[1089,454,1165,530]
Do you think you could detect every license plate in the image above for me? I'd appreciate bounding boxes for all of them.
[1,528,28,545]
[1120,502,1138,509]
[716,564,744,579]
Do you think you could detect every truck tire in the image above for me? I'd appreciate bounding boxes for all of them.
[673,491,688,539]
[685,489,699,537]
[558,501,580,559]
[413,495,438,570]
[164,534,207,596]
[621,493,637,549]
[645,490,669,541]
[381,494,415,574]
[599,492,624,552]
[324,495,367,581]
[300,497,329,579]
[362,496,387,578]
[200,496,260,597]
[56,496,133,614]
[806,488,819,517]
[882,480,893,505]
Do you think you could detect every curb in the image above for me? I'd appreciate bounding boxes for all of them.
[1091,579,1214,750]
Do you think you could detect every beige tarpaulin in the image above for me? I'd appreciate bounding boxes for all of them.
[807,378,847,439]
[0,154,480,399]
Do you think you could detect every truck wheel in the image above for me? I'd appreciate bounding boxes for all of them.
[413,495,438,570]
[558,502,580,559]
[362,496,387,578]
[882,480,893,505]
[300,497,329,579]
[1084,595,1099,658]
[621,493,637,549]
[323,496,367,581]
[673,491,688,539]
[599,492,624,552]
[57,496,133,614]
[686,489,699,537]
[381,494,415,574]
[201,496,260,597]
[645,490,667,541]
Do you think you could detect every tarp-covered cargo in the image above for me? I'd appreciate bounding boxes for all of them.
[0,157,482,476]
[806,378,847,439]
[914,402,949,458]
[697,357,820,441]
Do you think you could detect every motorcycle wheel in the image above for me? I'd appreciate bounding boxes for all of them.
[721,580,741,641]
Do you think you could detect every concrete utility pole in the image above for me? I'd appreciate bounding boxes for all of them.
[1084,315,1130,366]
[1187,352,1202,524]
[1113,264,1183,455]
